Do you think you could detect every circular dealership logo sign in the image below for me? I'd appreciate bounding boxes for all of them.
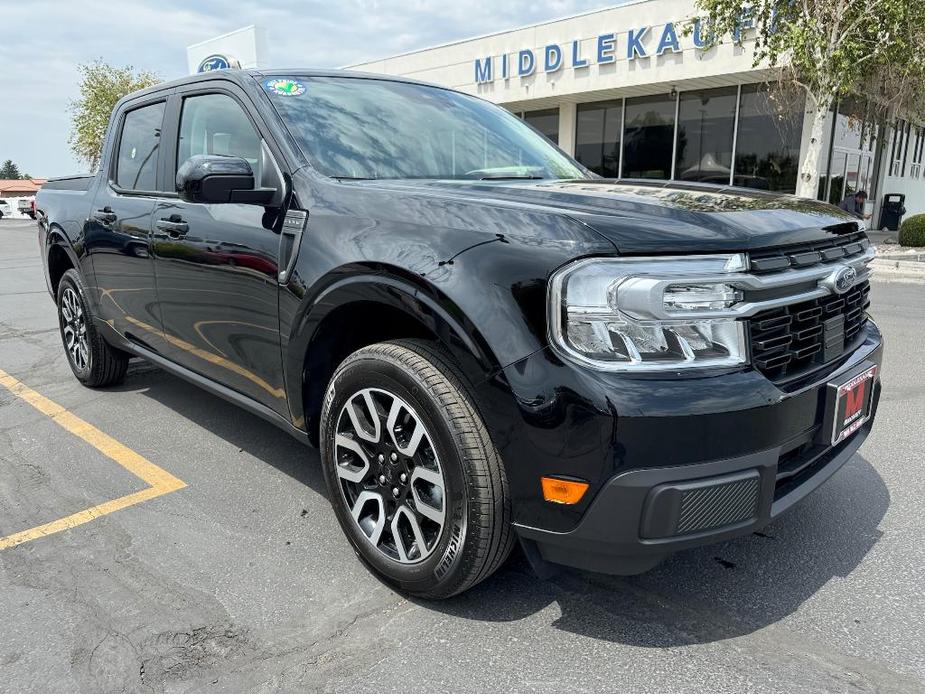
[198,55,240,73]
[263,78,306,96]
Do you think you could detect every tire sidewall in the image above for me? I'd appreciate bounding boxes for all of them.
[320,353,470,595]
[56,270,93,381]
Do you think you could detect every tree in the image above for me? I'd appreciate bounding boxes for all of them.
[68,60,160,171]
[0,160,22,179]
[695,0,925,198]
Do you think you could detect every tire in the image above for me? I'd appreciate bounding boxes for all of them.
[320,339,514,599]
[56,268,129,387]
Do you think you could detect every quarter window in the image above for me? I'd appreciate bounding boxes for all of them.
[115,102,165,191]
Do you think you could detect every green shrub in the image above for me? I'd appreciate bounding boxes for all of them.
[899,214,925,247]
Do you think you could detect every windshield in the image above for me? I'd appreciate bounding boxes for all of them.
[262,76,588,181]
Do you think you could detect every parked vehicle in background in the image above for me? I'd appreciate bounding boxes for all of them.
[18,197,36,219]
[36,69,882,598]
[0,199,11,219]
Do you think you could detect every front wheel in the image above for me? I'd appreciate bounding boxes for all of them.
[320,340,514,599]
[56,269,129,387]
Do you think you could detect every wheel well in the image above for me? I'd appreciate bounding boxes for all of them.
[303,301,436,445]
[47,243,74,297]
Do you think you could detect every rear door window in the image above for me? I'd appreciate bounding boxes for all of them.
[115,102,165,191]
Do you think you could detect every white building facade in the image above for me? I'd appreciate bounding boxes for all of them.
[348,0,924,226]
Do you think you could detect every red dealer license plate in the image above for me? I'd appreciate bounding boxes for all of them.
[830,366,877,445]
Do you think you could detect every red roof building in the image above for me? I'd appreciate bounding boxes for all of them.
[0,179,47,198]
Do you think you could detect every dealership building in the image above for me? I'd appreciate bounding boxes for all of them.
[347,0,924,223]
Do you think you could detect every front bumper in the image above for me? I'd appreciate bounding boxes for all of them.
[516,413,877,575]
[493,323,883,576]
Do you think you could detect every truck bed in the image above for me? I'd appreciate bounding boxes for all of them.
[41,175,96,192]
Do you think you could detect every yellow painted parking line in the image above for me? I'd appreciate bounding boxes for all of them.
[0,368,187,550]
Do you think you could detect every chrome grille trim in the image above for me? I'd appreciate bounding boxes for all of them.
[614,245,874,322]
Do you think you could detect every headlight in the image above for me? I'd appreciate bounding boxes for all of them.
[548,254,749,371]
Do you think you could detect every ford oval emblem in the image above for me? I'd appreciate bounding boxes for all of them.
[831,265,857,294]
[198,55,232,73]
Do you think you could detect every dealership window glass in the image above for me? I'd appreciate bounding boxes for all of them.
[622,94,675,179]
[115,102,165,191]
[827,150,847,203]
[901,121,913,176]
[861,155,874,190]
[523,108,560,146]
[844,153,861,199]
[832,96,865,151]
[178,94,264,183]
[265,77,585,180]
[733,84,804,193]
[575,100,621,177]
[889,120,906,177]
[675,86,738,184]
[911,127,924,179]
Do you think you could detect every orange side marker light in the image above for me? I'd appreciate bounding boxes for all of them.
[541,477,589,505]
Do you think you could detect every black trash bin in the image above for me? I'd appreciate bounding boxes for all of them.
[880,193,906,231]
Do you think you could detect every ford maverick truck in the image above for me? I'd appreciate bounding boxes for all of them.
[36,70,881,598]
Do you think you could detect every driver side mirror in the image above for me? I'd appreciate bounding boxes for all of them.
[176,154,276,205]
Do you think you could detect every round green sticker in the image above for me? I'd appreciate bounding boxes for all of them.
[264,79,306,96]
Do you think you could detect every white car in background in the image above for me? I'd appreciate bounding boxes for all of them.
[0,199,12,219]
[17,197,36,219]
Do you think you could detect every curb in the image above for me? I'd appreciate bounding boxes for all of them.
[870,257,925,282]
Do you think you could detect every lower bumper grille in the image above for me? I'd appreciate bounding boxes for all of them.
[676,476,761,535]
[641,470,761,539]
[749,280,871,382]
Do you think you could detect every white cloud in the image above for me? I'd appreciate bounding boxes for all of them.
[0,0,613,175]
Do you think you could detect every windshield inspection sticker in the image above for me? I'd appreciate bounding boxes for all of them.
[264,79,306,96]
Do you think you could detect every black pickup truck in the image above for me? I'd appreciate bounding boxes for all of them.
[36,69,881,598]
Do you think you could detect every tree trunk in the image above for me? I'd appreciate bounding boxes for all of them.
[796,93,833,199]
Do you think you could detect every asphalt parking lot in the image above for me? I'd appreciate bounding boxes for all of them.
[1,217,924,693]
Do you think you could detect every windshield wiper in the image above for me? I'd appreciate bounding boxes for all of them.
[478,175,545,180]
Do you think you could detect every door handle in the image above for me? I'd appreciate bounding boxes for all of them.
[156,216,189,239]
[92,207,117,225]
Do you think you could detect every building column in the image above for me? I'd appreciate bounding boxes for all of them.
[558,102,577,157]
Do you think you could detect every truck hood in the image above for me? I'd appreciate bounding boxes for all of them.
[360,179,861,254]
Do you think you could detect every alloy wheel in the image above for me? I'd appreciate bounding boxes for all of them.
[60,287,90,372]
[334,387,447,564]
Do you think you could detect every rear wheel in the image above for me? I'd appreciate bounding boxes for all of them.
[320,340,514,599]
[56,269,128,387]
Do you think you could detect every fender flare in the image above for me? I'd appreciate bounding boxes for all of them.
[283,265,505,434]
[46,224,81,264]
[44,224,87,300]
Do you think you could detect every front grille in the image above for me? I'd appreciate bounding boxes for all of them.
[749,280,871,382]
[774,436,847,501]
[749,231,869,273]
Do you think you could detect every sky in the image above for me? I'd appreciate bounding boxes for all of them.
[0,0,613,178]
